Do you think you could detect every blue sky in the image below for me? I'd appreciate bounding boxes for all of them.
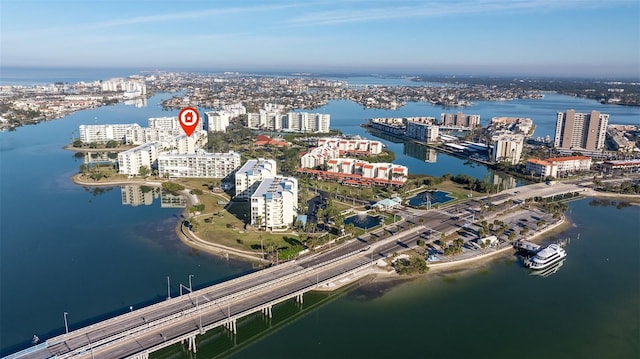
[1,0,639,77]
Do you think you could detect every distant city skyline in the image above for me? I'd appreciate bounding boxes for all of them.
[1,0,639,78]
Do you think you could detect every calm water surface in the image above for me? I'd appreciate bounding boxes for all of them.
[0,94,254,355]
[232,199,639,359]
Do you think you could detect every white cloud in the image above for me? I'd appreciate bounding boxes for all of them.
[286,0,634,26]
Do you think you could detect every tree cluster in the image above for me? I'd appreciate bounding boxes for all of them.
[394,256,428,275]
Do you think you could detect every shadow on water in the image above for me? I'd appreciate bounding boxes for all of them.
[344,275,417,302]
[149,283,360,359]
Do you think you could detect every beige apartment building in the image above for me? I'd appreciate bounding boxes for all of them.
[554,110,609,151]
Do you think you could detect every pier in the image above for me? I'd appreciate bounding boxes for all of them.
[513,240,541,254]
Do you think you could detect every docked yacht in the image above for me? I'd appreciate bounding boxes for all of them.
[524,243,566,270]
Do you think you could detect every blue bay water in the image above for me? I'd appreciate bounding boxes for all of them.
[0,67,147,86]
[0,72,639,357]
[233,199,640,359]
[0,94,254,355]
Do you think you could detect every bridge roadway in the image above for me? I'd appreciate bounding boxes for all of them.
[8,223,435,359]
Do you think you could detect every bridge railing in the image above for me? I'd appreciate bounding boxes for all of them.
[1,343,48,359]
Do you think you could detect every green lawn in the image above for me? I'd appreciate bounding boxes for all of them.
[191,193,306,260]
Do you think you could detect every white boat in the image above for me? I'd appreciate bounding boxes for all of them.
[524,243,566,270]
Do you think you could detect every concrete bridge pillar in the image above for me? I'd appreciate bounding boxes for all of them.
[225,319,237,334]
[186,334,197,353]
[262,305,273,318]
[296,294,304,304]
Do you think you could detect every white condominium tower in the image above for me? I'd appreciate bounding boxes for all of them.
[554,110,609,151]
[79,124,139,143]
[283,112,331,133]
[158,151,241,178]
[234,158,278,199]
[406,120,440,142]
[250,176,298,230]
[204,111,231,132]
[148,116,204,132]
[247,111,330,133]
[491,132,524,164]
[117,142,159,175]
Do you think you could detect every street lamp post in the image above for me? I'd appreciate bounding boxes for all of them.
[188,274,194,293]
[63,312,69,334]
[166,276,171,300]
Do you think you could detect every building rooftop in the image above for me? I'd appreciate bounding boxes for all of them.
[547,156,591,162]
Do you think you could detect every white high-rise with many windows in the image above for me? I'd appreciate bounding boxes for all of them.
[79,124,139,143]
[205,111,231,132]
[117,142,159,175]
[235,159,278,199]
[148,116,204,132]
[283,112,331,133]
[250,176,298,230]
[158,151,241,178]
[491,132,524,164]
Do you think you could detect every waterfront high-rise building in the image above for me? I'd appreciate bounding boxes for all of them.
[247,111,330,133]
[79,124,139,143]
[158,151,241,178]
[148,116,204,132]
[124,127,182,145]
[205,111,231,132]
[553,110,609,151]
[406,120,439,142]
[250,176,298,230]
[440,112,480,128]
[247,109,282,130]
[235,159,278,199]
[491,132,524,164]
[282,112,331,133]
[117,142,159,175]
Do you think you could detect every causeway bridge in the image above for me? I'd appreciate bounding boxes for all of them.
[4,225,428,359]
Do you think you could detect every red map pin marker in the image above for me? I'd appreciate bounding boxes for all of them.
[178,107,200,136]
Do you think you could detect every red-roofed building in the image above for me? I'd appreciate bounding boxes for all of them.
[526,158,557,178]
[254,134,289,148]
[601,159,640,173]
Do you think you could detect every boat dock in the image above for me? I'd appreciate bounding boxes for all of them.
[513,240,541,254]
